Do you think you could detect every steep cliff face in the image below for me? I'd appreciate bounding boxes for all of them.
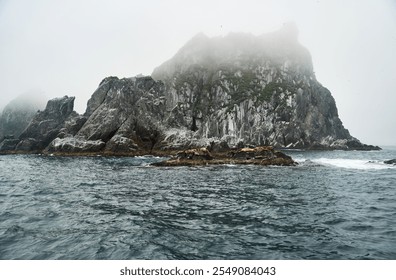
[152,24,368,150]
[79,76,166,152]
[45,76,167,154]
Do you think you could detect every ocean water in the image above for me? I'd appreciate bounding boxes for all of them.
[0,148,395,260]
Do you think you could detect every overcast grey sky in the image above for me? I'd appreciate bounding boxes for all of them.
[0,0,395,145]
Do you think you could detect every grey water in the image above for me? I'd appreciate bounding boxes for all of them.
[0,148,395,260]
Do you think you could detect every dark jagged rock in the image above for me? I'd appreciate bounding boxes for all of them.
[344,139,381,151]
[15,138,41,152]
[0,138,20,151]
[152,146,296,167]
[384,159,396,165]
[77,76,165,147]
[12,96,77,152]
[45,76,166,154]
[59,113,88,138]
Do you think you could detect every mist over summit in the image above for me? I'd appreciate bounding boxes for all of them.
[0,92,46,142]
[153,23,311,81]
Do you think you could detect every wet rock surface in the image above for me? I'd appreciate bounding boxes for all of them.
[384,159,396,165]
[152,146,296,167]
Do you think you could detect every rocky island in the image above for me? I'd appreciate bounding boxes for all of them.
[152,146,296,167]
[0,24,380,166]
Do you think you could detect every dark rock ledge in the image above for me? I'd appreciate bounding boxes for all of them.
[384,159,396,165]
[151,146,296,167]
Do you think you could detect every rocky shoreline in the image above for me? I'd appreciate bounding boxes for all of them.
[0,143,296,167]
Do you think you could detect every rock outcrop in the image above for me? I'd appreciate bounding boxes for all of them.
[152,146,296,166]
[152,24,379,150]
[384,159,396,165]
[0,25,380,155]
[0,136,21,152]
[0,96,77,152]
[43,76,166,154]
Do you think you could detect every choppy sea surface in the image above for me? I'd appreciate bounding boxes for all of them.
[0,147,395,260]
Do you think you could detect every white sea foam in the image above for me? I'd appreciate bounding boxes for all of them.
[136,155,164,159]
[311,158,393,170]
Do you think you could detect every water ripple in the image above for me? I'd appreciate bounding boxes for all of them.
[1,150,396,259]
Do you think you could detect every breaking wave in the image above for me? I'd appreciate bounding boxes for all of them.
[291,147,396,170]
[305,158,395,170]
